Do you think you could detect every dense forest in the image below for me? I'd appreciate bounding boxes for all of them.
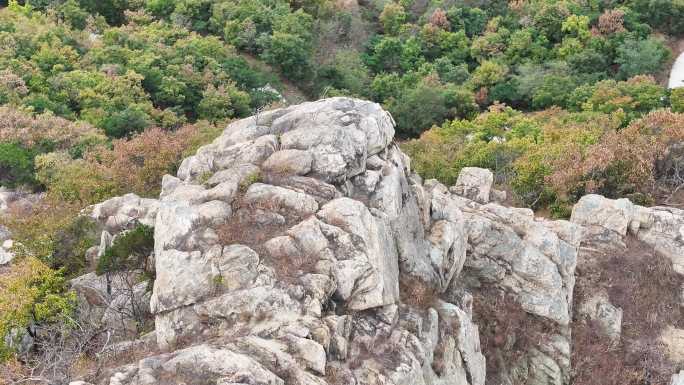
[1,0,684,380]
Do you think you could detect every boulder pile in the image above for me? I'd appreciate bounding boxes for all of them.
[64,98,683,385]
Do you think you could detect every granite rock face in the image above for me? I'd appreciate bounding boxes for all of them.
[74,98,684,385]
[446,185,581,385]
[572,194,684,274]
[94,98,491,385]
[571,193,684,383]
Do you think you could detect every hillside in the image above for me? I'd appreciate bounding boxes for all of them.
[1,97,682,385]
[0,1,684,384]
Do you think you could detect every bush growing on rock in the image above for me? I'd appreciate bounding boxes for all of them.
[50,216,99,278]
[401,105,637,213]
[96,223,154,278]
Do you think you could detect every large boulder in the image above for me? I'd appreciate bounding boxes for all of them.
[443,191,581,385]
[450,167,494,204]
[70,272,151,340]
[571,194,635,236]
[0,244,13,265]
[93,99,594,385]
[100,98,486,385]
[571,194,684,275]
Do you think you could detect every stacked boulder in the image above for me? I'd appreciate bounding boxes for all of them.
[78,98,587,385]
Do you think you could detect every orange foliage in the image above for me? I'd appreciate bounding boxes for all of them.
[0,106,105,150]
[89,124,212,197]
[548,109,684,197]
[597,9,626,35]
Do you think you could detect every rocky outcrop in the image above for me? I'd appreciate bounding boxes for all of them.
[443,192,580,385]
[69,98,684,385]
[450,167,493,204]
[572,194,684,274]
[571,194,684,384]
[0,237,13,265]
[0,187,43,214]
[90,98,492,385]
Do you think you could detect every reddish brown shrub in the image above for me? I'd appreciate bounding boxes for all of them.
[88,123,220,198]
[547,109,684,200]
[0,106,105,150]
[399,276,439,310]
[428,8,450,30]
[597,9,626,35]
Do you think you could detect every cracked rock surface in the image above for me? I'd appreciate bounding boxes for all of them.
[75,98,684,385]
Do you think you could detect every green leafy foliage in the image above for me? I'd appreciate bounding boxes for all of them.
[0,257,76,360]
[0,142,37,189]
[50,216,99,278]
[0,8,280,139]
[96,223,154,276]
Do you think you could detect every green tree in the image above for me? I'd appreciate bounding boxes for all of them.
[260,31,312,80]
[0,142,36,189]
[197,84,250,122]
[379,2,407,35]
[616,37,670,79]
[96,223,155,277]
[670,87,684,113]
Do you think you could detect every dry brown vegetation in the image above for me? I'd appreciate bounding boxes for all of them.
[572,237,684,385]
[470,287,557,383]
[399,276,440,311]
[550,109,684,202]
[216,183,317,284]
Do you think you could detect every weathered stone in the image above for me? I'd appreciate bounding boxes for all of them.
[317,198,400,310]
[451,167,494,204]
[262,149,313,176]
[0,246,13,265]
[99,99,493,385]
[578,290,623,341]
[244,183,319,219]
[661,327,684,364]
[90,193,160,233]
[571,194,635,236]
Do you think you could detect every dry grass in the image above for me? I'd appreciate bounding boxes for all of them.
[216,187,290,255]
[470,287,556,382]
[399,276,440,311]
[572,236,684,385]
[216,185,320,285]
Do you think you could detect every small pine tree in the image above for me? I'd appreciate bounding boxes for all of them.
[96,223,154,276]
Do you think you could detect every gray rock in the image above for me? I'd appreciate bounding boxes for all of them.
[571,195,684,275]
[0,245,13,265]
[571,194,635,236]
[97,99,488,385]
[451,167,494,204]
[578,290,623,341]
[3,327,33,356]
[244,183,319,219]
[262,149,313,176]
[70,272,151,340]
